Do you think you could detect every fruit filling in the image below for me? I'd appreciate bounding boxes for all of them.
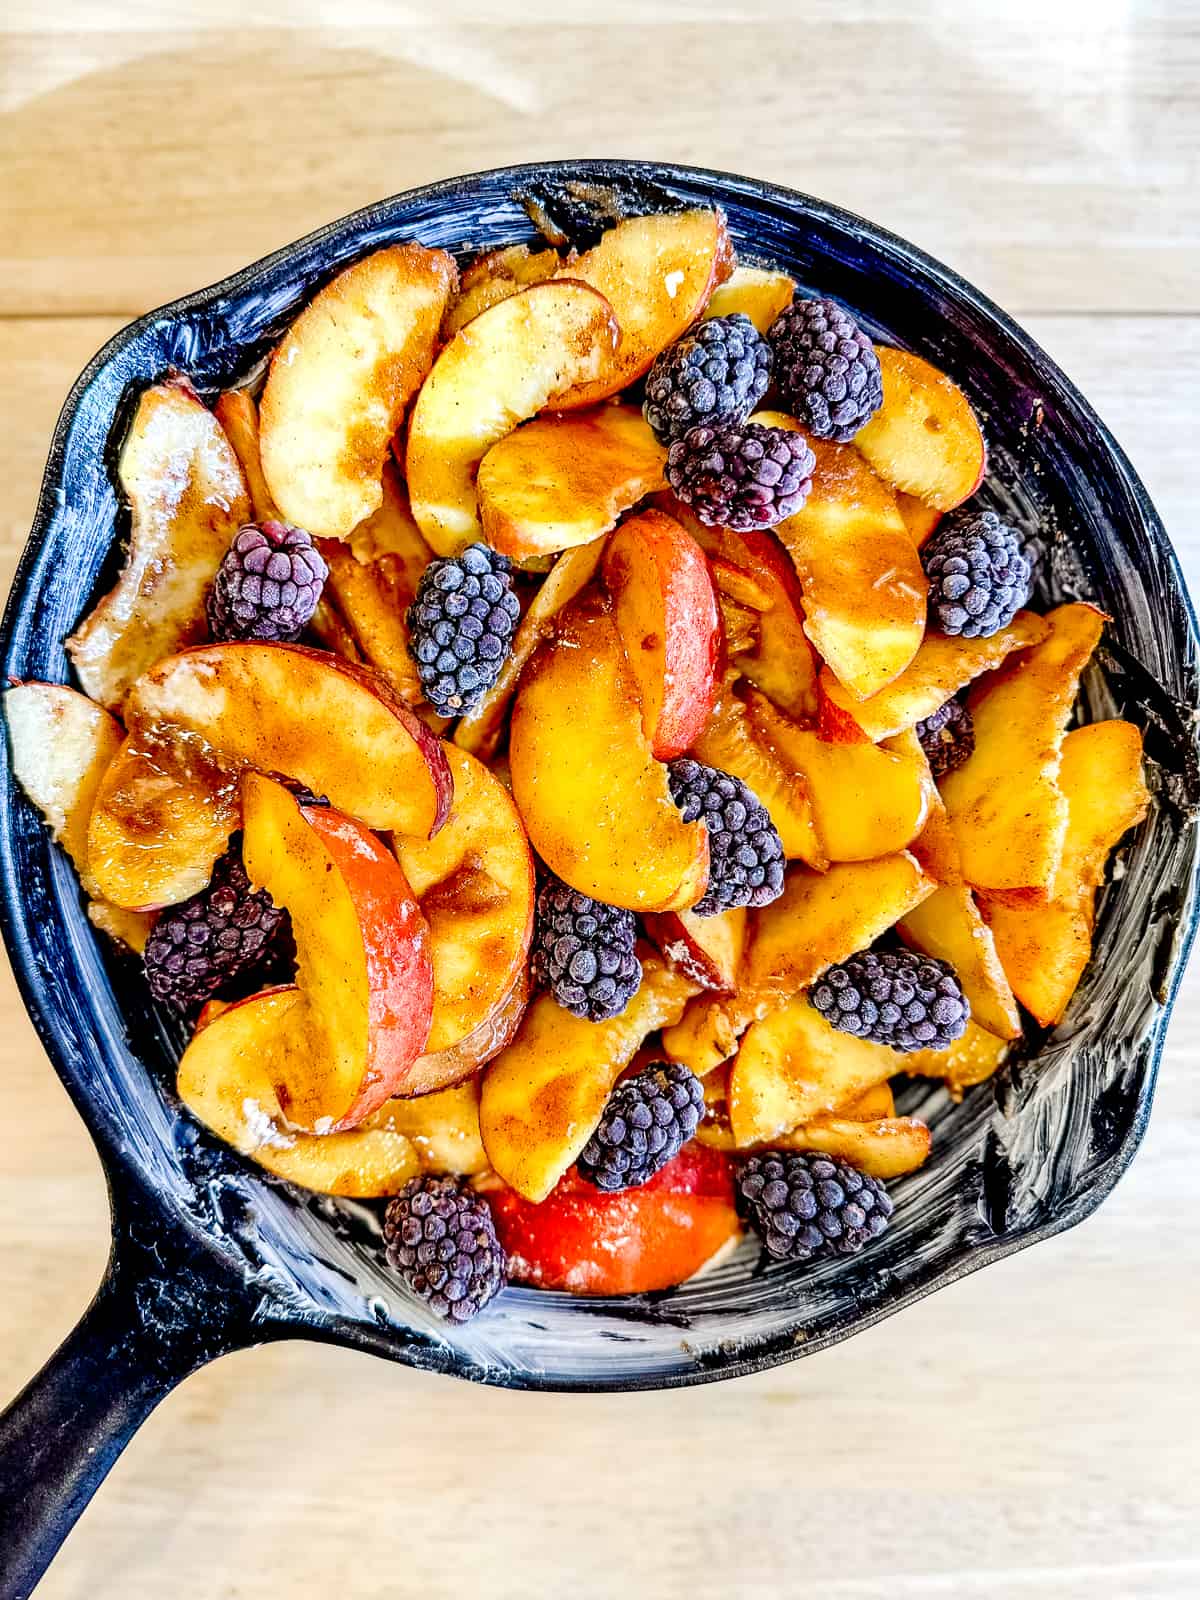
[7,198,1150,1324]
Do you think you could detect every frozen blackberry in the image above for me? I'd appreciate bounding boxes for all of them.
[923,510,1033,638]
[916,697,975,780]
[768,297,883,442]
[643,315,772,445]
[531,875,642,1022]
[810,948,968,1053]
[578,1062,705,1192]
[666,421,815,530]
[383,1175,505,1323]
[207,521,327,642]
[737,1150,894,1262]
[143,845,286,1015]
[667,758,785,917]
[407,544,520,715]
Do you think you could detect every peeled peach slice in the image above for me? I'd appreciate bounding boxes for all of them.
[698,1084,931,1180]
[316,539,424,705]
[509,595,709,913]
[854,347,987,511]
[126,642,452,839]
[644,906,746,995]
[372,1080,489,1177]
[895,491,942,547]
[489,1143,739,1295]
[553,209,733,408]
[177,988,422,1196]
[981,720,1148,1026]
[444,242,561,338]
[406,279,619,556]
[478,955,696,1201]
[241,776,433,1128]
[941,603,1105,892]
[394,745,535,1058]
[478,405,666,562]
[602,508,721,760]
[904,1018,1012,1094]
[703,265,795,333]
[346,459,434,605]
[260,242,457,541]
[213,389,280,521]
[818,611,1049,742]
[758,413,927,699]
[67,378,251,709]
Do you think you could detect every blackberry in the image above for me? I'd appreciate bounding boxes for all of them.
[578,1062,705,1192]
[737,1151,894,1262]
[666,421,815,531]
[923,510,1033,638]
[143,845,286,1015]
[383,1175,505,1323]
[916,697,975,781]
[407,544,520,715]
[768,297,883,442]
[643,315,772,445]
[531,875,642,1022]
[667,758,785,916]
[810,948,968,1053]
[207,521,327,642]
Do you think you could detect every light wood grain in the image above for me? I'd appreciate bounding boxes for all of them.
[1,5,1198,1598]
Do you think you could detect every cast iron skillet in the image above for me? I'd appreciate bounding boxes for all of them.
[0,161,1197,1598]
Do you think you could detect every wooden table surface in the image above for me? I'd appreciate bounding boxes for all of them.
[2,5,1198,1596]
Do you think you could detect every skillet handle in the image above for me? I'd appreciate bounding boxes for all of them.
[0,1207,255,1598]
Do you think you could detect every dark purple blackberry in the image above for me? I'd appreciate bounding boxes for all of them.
[922,510,1033,638]
[407,543,520,715]
[143,845,286,1015]
[667,758,785,917]
[643,315,772,445]
[768,297,883,442]
[737,1151,894,1262]
[665,421,815,530]
[531,875,642,1022]
[578,1062,705,1192]
[916,697,975,781]
[207,521,327,642]
[383,1175,505,1323]
[810,948,968,1052]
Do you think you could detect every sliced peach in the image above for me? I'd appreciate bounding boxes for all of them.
[509,595,709,913]
[308,595,363,664]
[744,689,930,862]
[406,280,619,556]
[346,459,433,606]
[405,965,531,1098]
[479,954,696,1201]
[316,539,424,705]
[126,641,452,839]
[444,242,561,338]
[904,1018,1012,1095]
[818,611,1050,743]
[370,1080,488,1177]
[87,735,239,910]
[895,491,942,547]
[553,209,733,408]
[213,389,280,521]
[980,720,1148,1026]
[489,1143,739,1295]
[941,604,1105,892]
[602,508,721,760]
[393,745,534,1057]
[854,346,987,511]
[241,776,432,1128]
[703,264,795,333]
[644,906,746,995]
[478,405,666,562]
[177,988,421,1197]
[260,242,457,540]
[67,377,251,709]
[454,536,607,763]
[758,413,927,699]
[698,1090,931,1181]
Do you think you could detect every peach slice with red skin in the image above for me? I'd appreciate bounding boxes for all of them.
[260,242,457,541]
[552,209,734,409]
[854,346,987,511]
[241,775,433,1130]
[125,641,452,839]
[509,594,709,913]
[404,965,531,1099]
[478,405,666,562]
[406,279,619,556]
[644,906,746,995]
[602,508,721,760]
[488,1143,739,1296]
